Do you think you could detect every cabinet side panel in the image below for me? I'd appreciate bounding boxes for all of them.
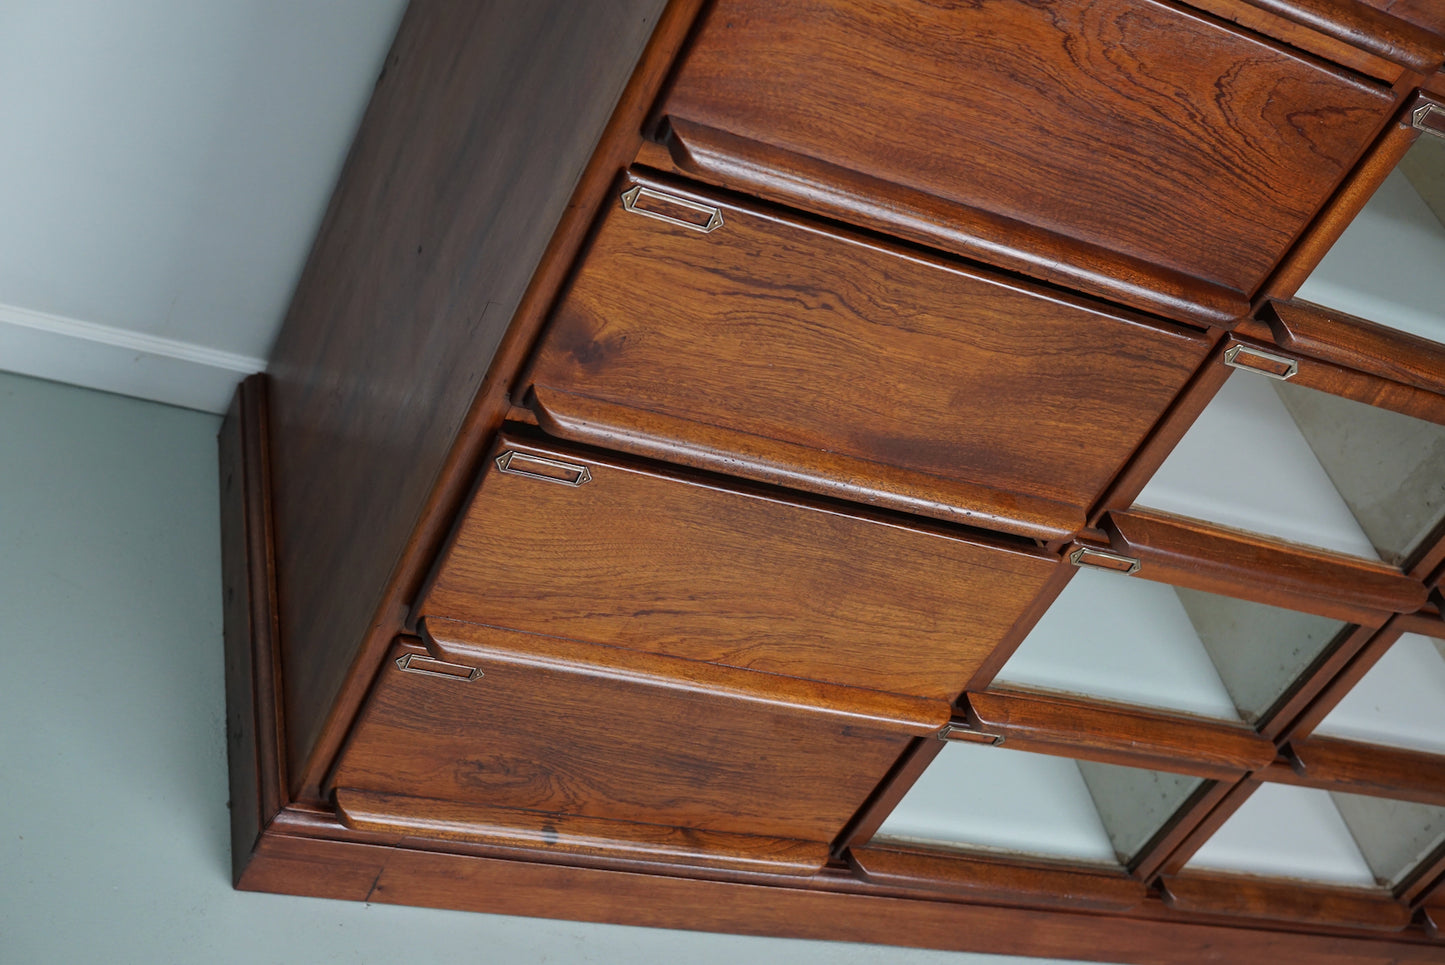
[264,0,668,791]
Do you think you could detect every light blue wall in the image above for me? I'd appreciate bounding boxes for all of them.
[0,371,1089,965]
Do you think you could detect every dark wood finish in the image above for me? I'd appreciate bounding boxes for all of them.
[1087,335,1233,523]
[1277,338,1445,431]
[335,789,830,876]
[419,435,1058,701]
[1287,736,1445,807]
[965,553,1082,692]
[1406,854,1445,908]
[832,736,946,854]
[1266,299,1445,397]
[661,0,1395,314]
[1223,0,1445,71]
[224,0,1445,955]
[264,0,689,799]
[1258,98,1423,304]
[238,823,1445,963]
[332,623,941,842]
[526,175,1212,540]
[220,375,287,881]
[1415,528,1445,586]
[1424,900,1445,940]
[657,116,1247,329]
[1160,871,1414,931]
[1356,0,1445,40]
[965,690,1275,779]
[848,846,1147,912]
[1180,0,1411,80]
[1105,509,1427,622]
[227,435,1445,956]
[235,832,389,902]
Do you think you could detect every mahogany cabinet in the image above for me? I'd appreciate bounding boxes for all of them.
[223,1,1445,961]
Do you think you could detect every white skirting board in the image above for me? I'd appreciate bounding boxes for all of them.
[0,302,261,414]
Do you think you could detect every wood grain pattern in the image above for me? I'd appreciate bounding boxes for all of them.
[1273,339,1445,433]
[264,0,677,798]
[658,116,1248,328]
[220,376,289,882]
[965,691,1275,779]
[227,806,1445,960]
[832,736,946,853]
[335,789,830,876]
[1180,0,1410,80]
[848,846,1147,912]
[662,0,1395,303]
[527,176,1211,540]
[1406,853,1445,908]
[1359,0,1445,38]
[331,628,939,842]
[362,842,1445,963]
[1105,508,1426,622]
[1226,0,1445,71]
[1286,736,1445,807]
[964,556,1084,693]
[1160,871,1414,931]
[1087,335,1232,524]
[422,618,947,731]
[1266,299,1445,396]
[419,436,1058,701]
[1258,102,1421,304]
[234,832,389,902]
[225,0,1445,953]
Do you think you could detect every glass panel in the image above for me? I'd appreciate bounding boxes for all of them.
[1315,632,1445,754]
[1296,138,1445,348]
[1136,372,1445,565]
[1330,791,1445,888]
[1186,784,1377,886]
[994,566,1348,723]
[872,741,1203,867]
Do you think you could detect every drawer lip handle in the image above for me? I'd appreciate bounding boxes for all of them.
[620,184,724,233]
[938,723,1003,746]
[395,653,484,682]
[1223,342,1298,381]
[494,450,592,487]
[1414,103,1445,139]
[1069,545,1141,575]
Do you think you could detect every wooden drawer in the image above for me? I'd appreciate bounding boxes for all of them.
[417,435,1058,701]
[330,623,945,873]
[526,178,1212,541]
[657,0,1396,322]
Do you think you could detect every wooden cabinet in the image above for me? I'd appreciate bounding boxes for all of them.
[418,436,1057,699]
[223,1,1445,961]
[526,177,1212,538]
[331,624,942,874]
[658,0,1399,322]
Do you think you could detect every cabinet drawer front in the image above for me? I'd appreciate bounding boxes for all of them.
[419,437,1058,701]
[332,628,941,843]
[660,0,1394,308]
[528,181,1211,540]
